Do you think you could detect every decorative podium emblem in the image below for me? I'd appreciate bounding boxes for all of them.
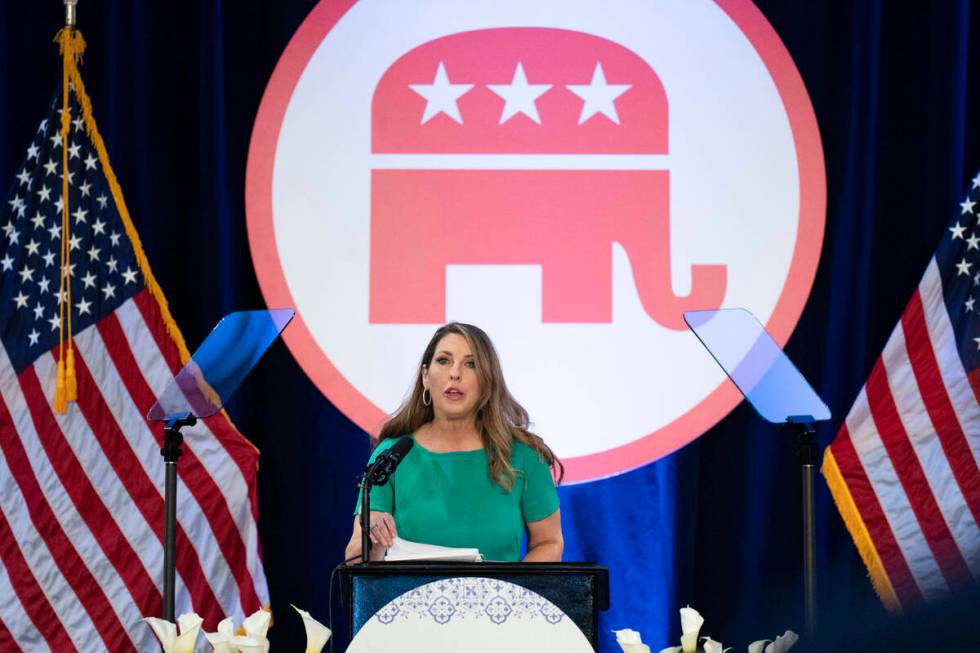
[246,1,826,482]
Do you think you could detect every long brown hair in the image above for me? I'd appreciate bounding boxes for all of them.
[378,322,563,490]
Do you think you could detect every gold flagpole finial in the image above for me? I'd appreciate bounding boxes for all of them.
[64,0,78,28]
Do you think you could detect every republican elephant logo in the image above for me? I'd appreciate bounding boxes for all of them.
[368,28,727,329]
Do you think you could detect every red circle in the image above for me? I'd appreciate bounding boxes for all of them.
[245,0,826,483]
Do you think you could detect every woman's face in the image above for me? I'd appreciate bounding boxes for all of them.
[422,333,482,421]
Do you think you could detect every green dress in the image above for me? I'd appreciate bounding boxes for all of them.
[354,434,560,561]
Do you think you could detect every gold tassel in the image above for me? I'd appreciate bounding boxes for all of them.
[66,347,78,401]
[54,358,67,413]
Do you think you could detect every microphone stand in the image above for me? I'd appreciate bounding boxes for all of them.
[359,470,373,564]
[357,438,414,564]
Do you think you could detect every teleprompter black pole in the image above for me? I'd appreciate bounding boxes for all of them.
[161,414,197,622]
[788,415,818,639]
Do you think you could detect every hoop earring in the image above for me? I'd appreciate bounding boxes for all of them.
[422,388,431,406]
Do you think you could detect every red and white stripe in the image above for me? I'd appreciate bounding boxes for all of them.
[830,258,980,607]
[0,290,268,652]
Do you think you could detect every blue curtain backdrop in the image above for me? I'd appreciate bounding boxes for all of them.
[1,2,979,650]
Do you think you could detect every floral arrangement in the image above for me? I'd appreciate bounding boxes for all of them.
[614,606,799,653]
[143,605,330,653]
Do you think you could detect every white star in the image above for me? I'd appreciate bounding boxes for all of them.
[25,239,40,256]
[109,231,121,246]
[968,234,980,251]
[1,220,12,236]
[54,195,64,214]
[47,223,61,240]
[950,221,967,239]
[37,119,47,134]
[78,181,91,198]
[96,194,108,209]
[567,63,631,125]
[72,207,88,224]
[33,301,44,319]
[966,297,976,312]
[37,276,50,294]
[61,170,74,185]
[973,172,980,189]
[57,288,67,303]
[18,265,34,283]
[47,314,61,332]
[49,131,62,149]
[69,234,82,251]
[974,271,980,287]
[12,291,28,309]
[27,329,40,346]
[92,218,106,235]
[67,142,81,159]
[43,158,58,176]
[0,254,12,271]
[87,245,101,262]
[106,257,118,273]
[7,227,20,245]
[8,194,24,212]
[36,184,51,203]
[488,62,552,125]
[409,62,474,125]
[41,250,55,267]
[84,153,98,171]
[956,258,973,276]
[26,143,40,160]
[30,212,45,230]
[75,297,92,315]
[81,271,97,289]
[121,266,138,285]
[61,263,75,278]
[72,115,84,131]
[101,283,116,300]
[961,197,976,214]
[16,169,31,186]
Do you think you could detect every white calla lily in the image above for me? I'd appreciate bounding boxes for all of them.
[702,636,732,653]
[142,612,202,653]
[613,628,651,653]
[748,639,771,653]
[658,647,682,653]
[242,608,271,639]
[679,606,703,653]
[765,630,799,653]
[291,604,331,653]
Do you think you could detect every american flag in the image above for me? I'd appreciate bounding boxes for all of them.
[823,174,980,610]
[0,68,268,648]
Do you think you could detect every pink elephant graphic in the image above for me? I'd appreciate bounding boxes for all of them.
[368,28,726,329]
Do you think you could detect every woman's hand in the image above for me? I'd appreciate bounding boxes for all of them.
[367,510,398,549]
[344,511,399,562]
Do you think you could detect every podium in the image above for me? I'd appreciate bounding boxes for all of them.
[338,562,609,650]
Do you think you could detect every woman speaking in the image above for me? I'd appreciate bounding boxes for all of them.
[345,322,564,562]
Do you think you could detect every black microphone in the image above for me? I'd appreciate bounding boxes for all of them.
[364,437,414,486]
